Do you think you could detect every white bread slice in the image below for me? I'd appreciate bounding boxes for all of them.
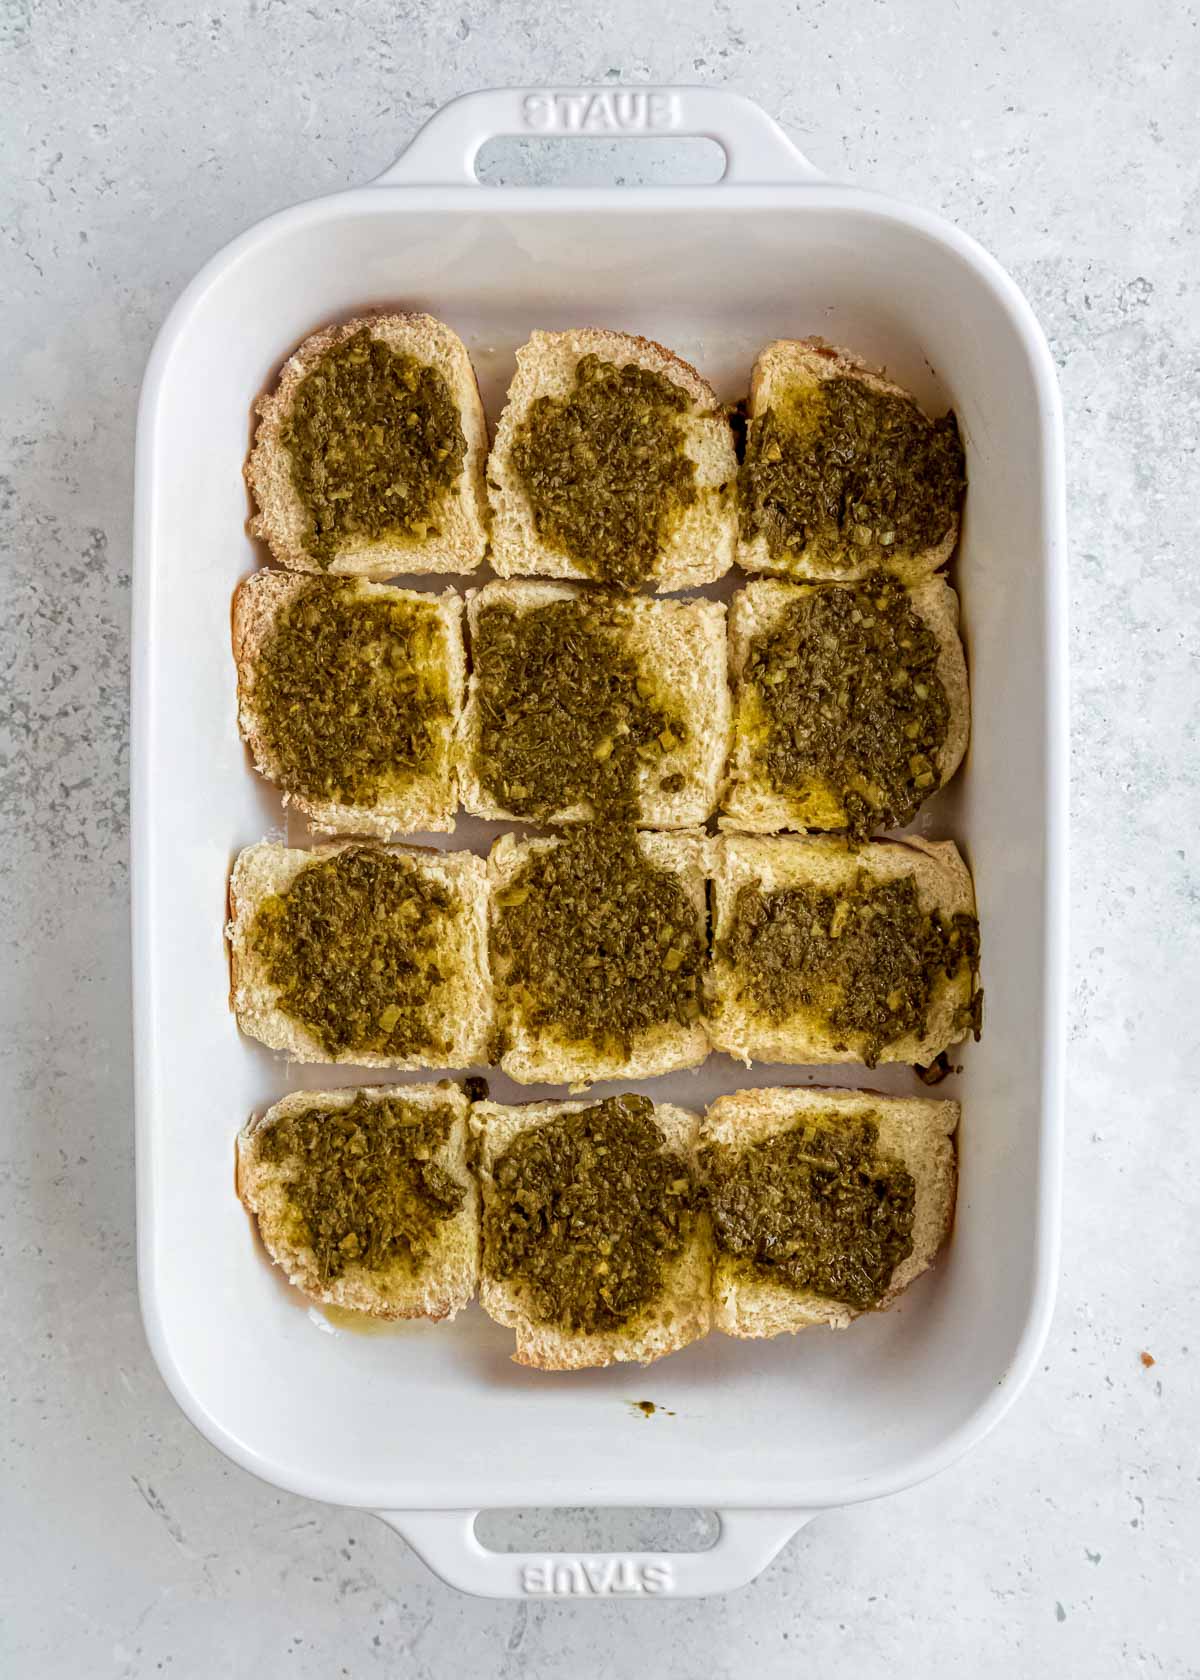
[738,339,962,583]
[487,329,737,592]
[701,1085,957,1335]
[246,313,488,578]
[227,841,493,1067]
[458,580,730,828]
[708,833,978,1067]
[237,1082,478,1320]
[721,575,969,833]
[488,829,710,1086]
[473,1096,712,1368]
[232,571,464,838]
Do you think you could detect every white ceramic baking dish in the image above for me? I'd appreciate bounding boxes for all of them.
[132,87,1067,1598]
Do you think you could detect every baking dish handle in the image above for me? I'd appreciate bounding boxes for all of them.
[376,1507,816,1598]
[373,87,822,188]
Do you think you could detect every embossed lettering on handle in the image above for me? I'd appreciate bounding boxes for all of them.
[520,1556,675,1596]
[373,87,822,188]
[520,90,682,135]
[377,1507,815,1599]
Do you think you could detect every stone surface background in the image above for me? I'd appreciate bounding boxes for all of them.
[2,1,1196,1673]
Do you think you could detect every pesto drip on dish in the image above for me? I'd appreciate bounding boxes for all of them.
[249,579,452,809]
[471,594,687,821]
[744,573,951,836]
[259,1092,464,1284]
[492,826,704,1061]
[509,354,700,588]
[706,1114,915,1310]
[739,374,964,571]
[484,1095,694,1334]
[249,847,458,1059]
[280,328,466,567]
[721,871,980,1066]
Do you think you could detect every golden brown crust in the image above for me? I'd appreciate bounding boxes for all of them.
[720,575,969,834]
[706,833,978,1067]
[457,580,730,829]
[238,1083,478,1321]
[739,337,961,583]
[487,829,711,1086]
[487,328,737,592]
[245,312,489,578]
[701,1085,957,1337]
[231,571,464,837]
[473,1097,712,1368]
[226,840,494,1068]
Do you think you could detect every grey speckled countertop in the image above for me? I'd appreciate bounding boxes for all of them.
[2,2,1197,1674]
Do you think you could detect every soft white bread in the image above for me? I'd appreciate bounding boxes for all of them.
[246,313,489,578]
[487,329,737,592]
[701,1085,957,1335]
[488,828,711,1086]
[232,571,464,837]
[473,1097,712,1368]
[227,841,493,1067]
[737,339,962,583]
[237,1082,478,1320]
[458,580,730,828]
[708,833,978,1067]
[721,576,969,833]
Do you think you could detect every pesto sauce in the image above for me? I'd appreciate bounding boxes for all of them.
[280,329,466,567]
[250,579,451,808]
[706,1115,915,1310]
[739,374,965,571]
[249,846,456,1059]
[259,1092,464,1284]
[483,1094,694,1334]
[472,594,686,821]
[509,354,700,588]
[745,573,950,836]
[722,871,980,1066]
[492,826,704,1061]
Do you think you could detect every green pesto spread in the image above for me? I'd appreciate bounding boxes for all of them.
[739,373,965,572]
[471,594,686,821]
[508,354,700,588]
[722,871,980,1066]
[492,825,704,1062]
[744,573,950,836]
[483,1094,694,1334]
[249,579,452,808]
[260,1092,464,1284]
[280,328,466,567]
[249,846,457,1059]
[706,1115,915,1310]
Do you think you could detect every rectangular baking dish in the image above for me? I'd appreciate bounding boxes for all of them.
[132,87,1066,1598]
